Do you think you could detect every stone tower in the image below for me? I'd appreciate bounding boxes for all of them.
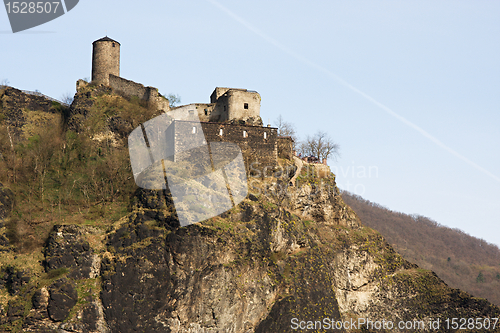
[210,87,261,122]
[91,36,120,86]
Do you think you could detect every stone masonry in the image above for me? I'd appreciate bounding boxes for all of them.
[91,37,120,86]
[87,36,285,172]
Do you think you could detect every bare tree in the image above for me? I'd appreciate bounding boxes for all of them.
[61,92,74,105]
[1,78,10,87]
[299,131,340,162]
[274,115,297,147]
[167,94,181,108]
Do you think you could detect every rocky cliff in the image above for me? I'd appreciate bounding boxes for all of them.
[0,86,499,332]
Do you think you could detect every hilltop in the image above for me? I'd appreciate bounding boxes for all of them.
[0,85,499,332]
[341,191,500,307]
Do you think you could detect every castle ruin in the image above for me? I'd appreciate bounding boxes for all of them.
[84,36,293,172]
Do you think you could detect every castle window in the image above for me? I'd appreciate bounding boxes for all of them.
[264,132,267,139]
[219,129,223,136]
[243,130,248,138]
[192,126,197,134]
[112,43,115,47]
[204,109,208,116]
[224,106,226,111]
[244,103,249,109]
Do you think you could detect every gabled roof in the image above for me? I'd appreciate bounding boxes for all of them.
[93,36,120,45]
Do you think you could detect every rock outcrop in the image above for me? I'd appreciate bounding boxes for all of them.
[0,86,64,143]
[1,87,499,332]
[1,175,499,332]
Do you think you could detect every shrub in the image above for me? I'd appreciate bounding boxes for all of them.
[46,267,69,279]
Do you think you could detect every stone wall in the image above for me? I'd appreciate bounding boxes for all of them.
[208,88,261,123]
[313,164,331,178]
[170,103,226,123]
[170,121,278,173]
[109,74,152,101]
[212,93,229,122]
[226,89,260,121]
[210,87,233,103]
[202,122,277,173]
[277,136,294,160]
[109,75,169,111]
[184,103,217,122]
[169,120,207,163]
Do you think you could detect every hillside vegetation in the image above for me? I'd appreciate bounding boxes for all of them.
[0,85,499,332]
[0,85,158,252]
[342,191,500,306]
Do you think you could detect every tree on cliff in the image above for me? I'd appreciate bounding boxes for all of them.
[274,115,297,147]
[299,131,340,162]
[61,92,74,105]
[167,94,181,107]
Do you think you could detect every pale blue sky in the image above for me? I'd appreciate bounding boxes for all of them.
[1,1,499,247]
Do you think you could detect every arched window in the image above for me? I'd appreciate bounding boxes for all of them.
[264,132,267,139]
[192,126,197,134]
[243,130,248,138]
[219,128,223,136]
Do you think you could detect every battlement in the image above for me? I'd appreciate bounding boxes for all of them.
[168,120,279,173]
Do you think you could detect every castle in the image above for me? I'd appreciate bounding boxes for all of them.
[82,37,293,172]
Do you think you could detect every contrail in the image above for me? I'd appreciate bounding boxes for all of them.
[206,0,500,184]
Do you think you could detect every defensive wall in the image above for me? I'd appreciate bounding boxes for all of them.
[182,103,218,123]
[277,136,294,160]
[202,122,278,173]
[108,74,169,112]
[170,120,279,174]
[87,37,280,172]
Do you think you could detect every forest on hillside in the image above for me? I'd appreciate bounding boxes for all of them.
[342,191,500,306]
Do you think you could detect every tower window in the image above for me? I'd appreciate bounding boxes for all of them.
[219,129,223,136]
[264,132,267,139]
[243,130,248,138]
[192,126,197,134]
[244,103,249,109]
[204,109,208,116]
[224,106,226,111]
[112,43,115,47]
